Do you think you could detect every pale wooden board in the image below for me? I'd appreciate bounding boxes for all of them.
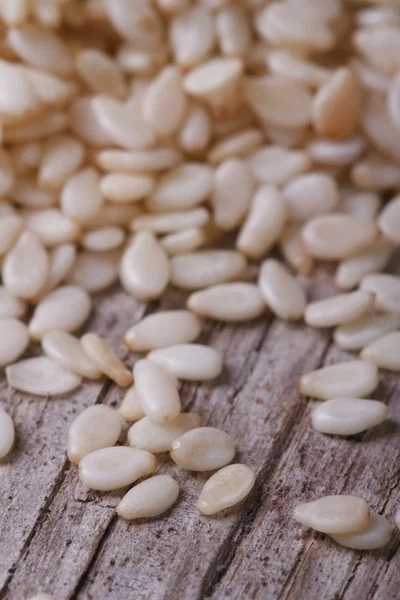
[0,265,399,600]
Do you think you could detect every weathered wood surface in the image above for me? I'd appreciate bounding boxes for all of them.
[0,264,399,600]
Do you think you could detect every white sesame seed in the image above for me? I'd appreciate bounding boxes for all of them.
[304,290,375,328]
[124,310,201,352]
[128,413,201,453]
[78,446,157,491]
[148,344,223,381]
[170,427,235,471]
[6,356,82,396]
[311,398,388,436]
[197,464,255,515]
[293,495,370,535]
[299,360,379,400]
[133,359,181,422]
[330,513,392,550]
[67,405,122,465]
[81,333,132,387]
[258,259,306,321]
[117,474,179,520]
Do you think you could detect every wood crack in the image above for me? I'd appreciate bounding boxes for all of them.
[70,515,118,600]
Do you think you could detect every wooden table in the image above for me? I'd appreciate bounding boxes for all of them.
[1,260,399,600]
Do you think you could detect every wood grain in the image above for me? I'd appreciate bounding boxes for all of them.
[0,266,399,600]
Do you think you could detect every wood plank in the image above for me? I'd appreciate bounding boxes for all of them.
[71,321,330,599]
[207,346,400,600]
[2,266,400,599]
[0,289,145,599]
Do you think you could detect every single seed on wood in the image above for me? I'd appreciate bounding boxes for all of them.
[334,314,400,351]
[0,286,26,319]
[0,408,15,459]
[170,427,235,471]
[335,240,393,290]
[81,333,132,387]
[68,405,122,465]
[171,250,247,290]
[133,359,181,422]
[29,286,91,341]
[41,331,101,379]
[378,194,400,244]
[78,446,157,491]
[119,386,145,422]
[360,273,400,313]
[120,231,170,301]
[161,227,206,255]
[237,185,287,259]
[304,291,375,328]
[311,398,388,436]
[212,159,254,231]
[299,361,379,400]
[197,464,255,515]
[3,231,49,300]
[330,513,392,550]
[124,310,201,352]
[187,283,266,322]
[302,214,378,260]
[147,162,213,212]
[361,332,400,372]
[293,495,370,534]
[148,344,223,381]
[6,357,82,396]
[117,474,179,520]
[258,259,306,320]
[283,172,339,222]
[128,413,201,453]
